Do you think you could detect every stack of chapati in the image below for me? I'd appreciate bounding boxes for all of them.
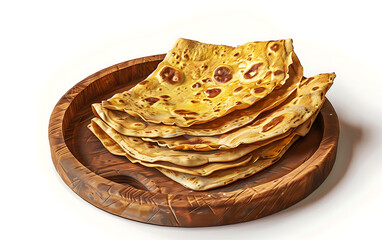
[89,38,335,191]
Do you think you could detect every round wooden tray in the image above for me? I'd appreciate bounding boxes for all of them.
[49,54,339,227]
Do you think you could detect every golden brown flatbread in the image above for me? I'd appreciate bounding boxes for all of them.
[89,120,254,176]
[88,38,335,191]
[89,117,288,167]
[89,121,299,177]
[142,73,334,151]
[91,52,302,138]
[158,136,299,191]
[102,38,297,127]
[88,108,315,172]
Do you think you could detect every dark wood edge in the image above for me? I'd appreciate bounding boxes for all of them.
[48,55,339,226]
[48,55,170,219]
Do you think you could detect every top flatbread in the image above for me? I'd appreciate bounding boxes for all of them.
[102,38,296,127]
[91,53,302,137]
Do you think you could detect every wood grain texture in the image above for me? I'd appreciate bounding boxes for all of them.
[49,54,339,227]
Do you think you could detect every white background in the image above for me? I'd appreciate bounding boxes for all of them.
[1,0,382,239]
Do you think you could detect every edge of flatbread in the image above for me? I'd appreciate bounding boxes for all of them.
[157,136,299,191]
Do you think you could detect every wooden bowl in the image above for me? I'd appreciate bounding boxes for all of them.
[49,54,339,227]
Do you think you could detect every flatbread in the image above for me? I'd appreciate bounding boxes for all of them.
[91,52,302,138]
[126,133,296,176]
[89,121,298,177]
[102,38,296,127]
[89,108,315,171]
[126,155,253,176]
[89,117,290,167]
[89,120,253,175]
[142,73,335,151]
[158,136,299,191]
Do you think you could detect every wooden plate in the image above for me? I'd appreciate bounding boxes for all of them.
[49,54,339,227]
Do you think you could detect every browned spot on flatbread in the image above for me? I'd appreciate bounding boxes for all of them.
[214,66,233,83]
[244,63,263,79]
[188,177,197,183]
[253,87,266,93]
[192,82,201,88]
[289,115,298,123]
[159,66,182,84]
[160,95,170,98]
[174,110,198,115]
[206,88,221,98]
[139,80,148,85]
[144,97,159,105]
[300,77,314,87]
[184,117,196,121]
[202,78,212,83]
[262,115,285,132]
[218,133,230,139]
[145,142,155,149]
[270,43,280,52]
[274,70,284,76]
[234,86,243,93]
[251,117,267,126]
[183,138,211,145]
